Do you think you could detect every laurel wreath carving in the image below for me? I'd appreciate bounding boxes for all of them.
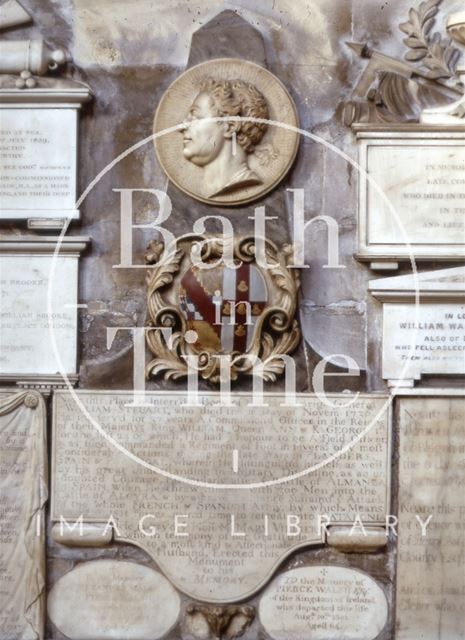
[400,0,461,79]
[145,234,300,384]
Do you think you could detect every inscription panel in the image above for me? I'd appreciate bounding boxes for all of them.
[396,396,465,639]
[259,566,388,640]
[52,391,391,602]
[358,132,465,262]
[0,255,78,376]
[0,109,77,219]
[48,560,180,640]
[382,303,465,381]
[367,144,465,245]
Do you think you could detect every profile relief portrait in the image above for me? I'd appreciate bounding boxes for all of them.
[180,77,269,197]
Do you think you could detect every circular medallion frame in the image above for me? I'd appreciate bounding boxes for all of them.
[153,58,300,206]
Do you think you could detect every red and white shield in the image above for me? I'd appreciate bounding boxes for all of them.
[179,262,268,353]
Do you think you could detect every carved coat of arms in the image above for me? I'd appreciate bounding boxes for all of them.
[145,235,300,383]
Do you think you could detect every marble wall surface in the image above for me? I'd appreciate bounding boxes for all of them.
[5,0,463,393]
[1,1,464,639]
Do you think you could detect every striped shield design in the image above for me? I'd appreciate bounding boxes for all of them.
[179,263,268,353]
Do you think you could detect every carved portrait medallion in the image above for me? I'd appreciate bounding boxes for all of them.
[145,235,300,383]
[153,59,299,206]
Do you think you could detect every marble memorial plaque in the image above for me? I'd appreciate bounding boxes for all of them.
[357,129,465,265]
[259,565,388,640]
[396,395,465,640]
[370,266,465,386]
[47,560,180,640]
[52,391,391,602]
[381,303,465,382]
[0,109,78,219]
[0,238,88,381]
[0,390,47,640]
[0,255,77,376]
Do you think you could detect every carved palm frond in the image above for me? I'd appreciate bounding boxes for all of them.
[423,34,461,79]
[399,0,460,79]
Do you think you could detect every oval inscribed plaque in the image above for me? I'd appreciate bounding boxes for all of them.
[259,566,388,640]
[47,560,180,640]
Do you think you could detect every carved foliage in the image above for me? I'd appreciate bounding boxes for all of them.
[400,0,460,79]
[345,0,464,125]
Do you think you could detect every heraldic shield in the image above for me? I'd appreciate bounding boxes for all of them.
[145,234,300,383]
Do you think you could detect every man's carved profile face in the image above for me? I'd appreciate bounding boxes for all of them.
[181,90,226,166]
[180,78,269,196]
[154,58,299,205]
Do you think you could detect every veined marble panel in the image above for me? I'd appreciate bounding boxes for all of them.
[396,395,465,640]
[0,390,47,640]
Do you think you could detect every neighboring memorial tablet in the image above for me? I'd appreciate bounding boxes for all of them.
[259,566,389,640]
[48,560,181,640]
[0,107,79,219]
[153,58,299,206]
[355,127,465,269]
[51,391,391,603]
[396,393,465,640]
[0,12,91,224]
[0,390,47,640]
[0,80,91,225]
[369,266,465,387]
[0,236,89,386]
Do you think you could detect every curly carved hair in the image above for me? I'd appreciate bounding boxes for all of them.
[199,77,269,154]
